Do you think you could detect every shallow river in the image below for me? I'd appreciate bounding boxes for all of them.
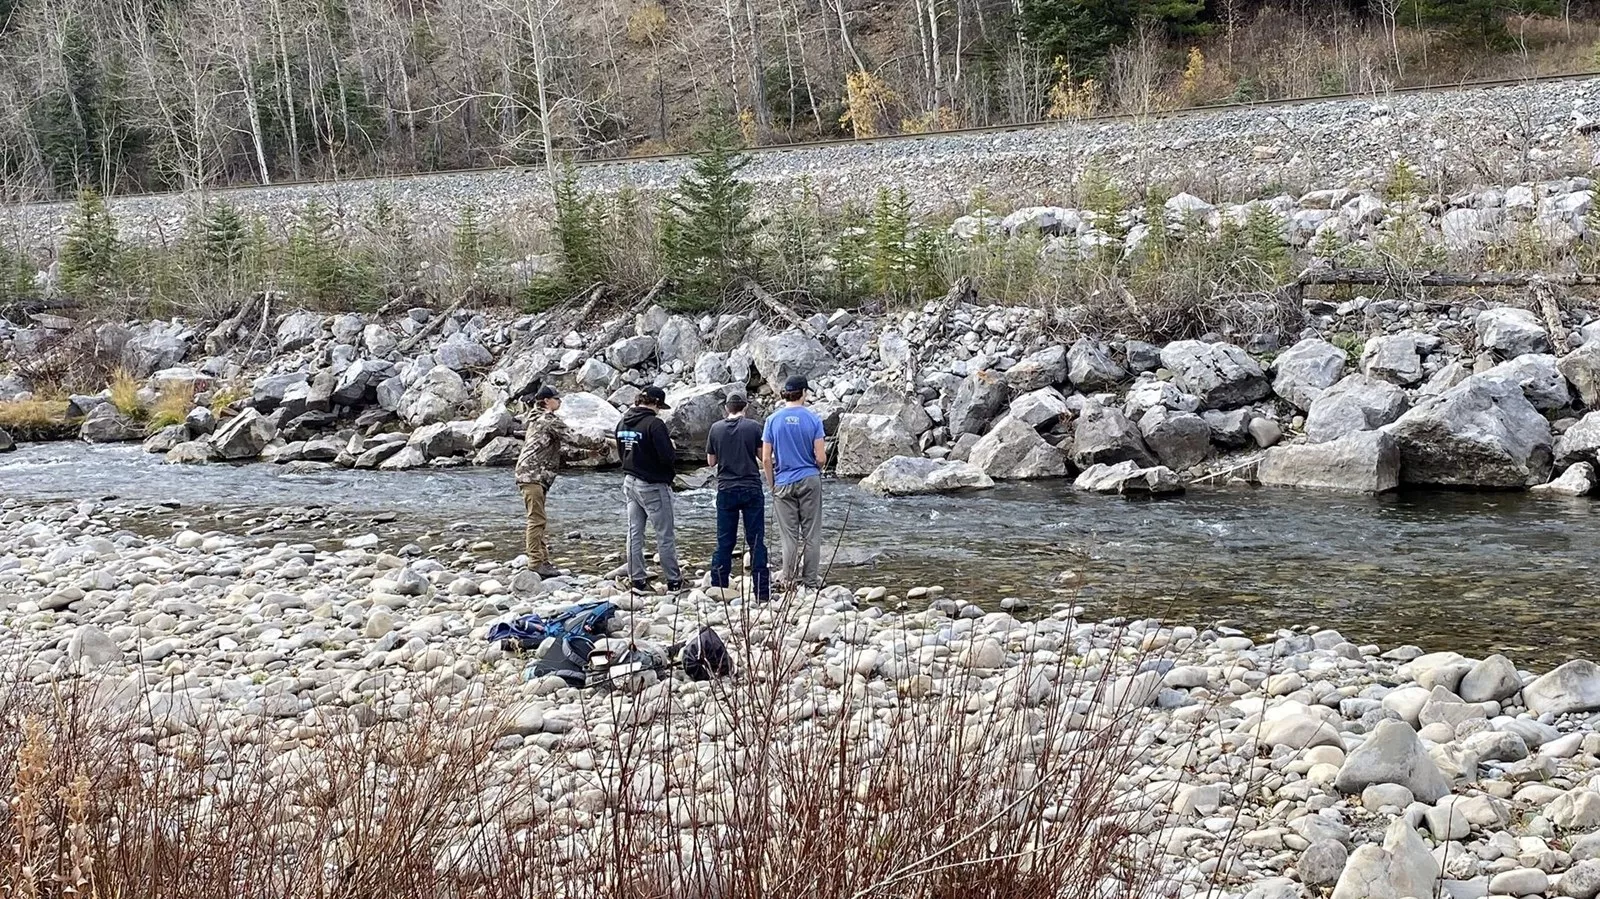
[4,443,1595,664]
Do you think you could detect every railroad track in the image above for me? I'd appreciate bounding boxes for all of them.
[27,69,1600,205]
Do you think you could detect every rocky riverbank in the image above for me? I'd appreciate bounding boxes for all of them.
[8,196,1600,502]
[6,496,1600,898]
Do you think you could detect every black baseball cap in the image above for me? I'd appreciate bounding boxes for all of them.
[640,385,672,408]
[532,385,560,401]
[783,376,809,394]
[725,393,748,410]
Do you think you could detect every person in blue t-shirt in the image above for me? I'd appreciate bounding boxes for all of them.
[761,376,827,589]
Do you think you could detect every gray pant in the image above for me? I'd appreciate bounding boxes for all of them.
[773,475,823,588]
[623,475,681,583]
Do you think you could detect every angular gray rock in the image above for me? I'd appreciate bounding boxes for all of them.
[657,316,703,366]
[378,445,428,471]
[0,427,13,452]
[79,404,141,443]
[859,456,995,496]
[1556,412,1600,469]
[474,436,523,467]
[1388,375,1553,488]
[469,404,516,448]
[363,323,399,357]
[969,416,1069,480]
[1008,387,1070,430]
[1559,860,1600,899]
[166,440,220,464]
[1273,338,1349,411]
[1300,840,1348,888]
[947,370,1012,438]
[400,366,469,427]
[1477,307,1550,357]
[710,315,752,352]
[1479,354,1571,411]
[1125,340,1162,373]
[1560,340,1600,408]
[408,421,473,459]
[1361,334,1426,387]
[1334,719,1451,803]
[251,372,309,413]
[1138,406,1210,471]
[276,311,324,353]
[1004,345,1068,391]
[331,356,393,403]
[436,333,493,371]
[1534,461,1596,495]
[750,329,834,388]
[67,624,124,668]
[121,330,188,378]
[555,393,622,464]
[1073,461,1183,495]
[1458,654,1522,703]
[1258,431,1400,494]
[836,413,921,477]
[1067,338,1128,392]
[1330,819,1439,899]
[576,358,618,393]
[1160,340,1271,409]
[605,335,658,370]
[143,424,188,454]
[853,383,933,436]
[694,352,732,386]
[209,408,279,460]
[1523,660,1600,716]
[1204,408,1254,448]
[1072,402,1157,469]
[663,383,744,464]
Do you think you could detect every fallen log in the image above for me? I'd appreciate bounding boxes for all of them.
[742,279,842,356]
[903,277,974,392]
[396,299,464,356]
[586,279,668,355]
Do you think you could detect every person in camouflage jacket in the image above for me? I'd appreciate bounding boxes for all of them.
[516,385,609,577]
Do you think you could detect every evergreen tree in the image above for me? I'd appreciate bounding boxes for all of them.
[867,188,913,299]
[551,163,608,287]
[201,202,247,272]
[659,115,756,309]
[1020,0,1205,73]
[60,189,119,296]
[1400,0,1556,48]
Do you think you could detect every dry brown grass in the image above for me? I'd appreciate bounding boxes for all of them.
[0,396,75,440]
[146,385,195,430]
[0,602,1203,899]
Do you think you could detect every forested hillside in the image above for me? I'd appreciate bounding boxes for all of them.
[0,0,1594,200]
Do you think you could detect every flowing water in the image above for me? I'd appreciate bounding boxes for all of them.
[4,442,1595,664]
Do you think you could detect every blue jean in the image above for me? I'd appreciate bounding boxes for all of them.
[710,485,769,598]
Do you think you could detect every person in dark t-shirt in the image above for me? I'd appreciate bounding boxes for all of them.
[705,393,770,600]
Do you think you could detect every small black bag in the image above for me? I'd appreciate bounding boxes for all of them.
[680,626,732,681]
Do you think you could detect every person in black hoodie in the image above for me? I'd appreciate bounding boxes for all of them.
[615,386,682,592]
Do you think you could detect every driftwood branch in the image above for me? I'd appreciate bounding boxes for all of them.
[904,277,974,392]
[587,279,668,354]
[397,299,464,355]
[743,279,842,355]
